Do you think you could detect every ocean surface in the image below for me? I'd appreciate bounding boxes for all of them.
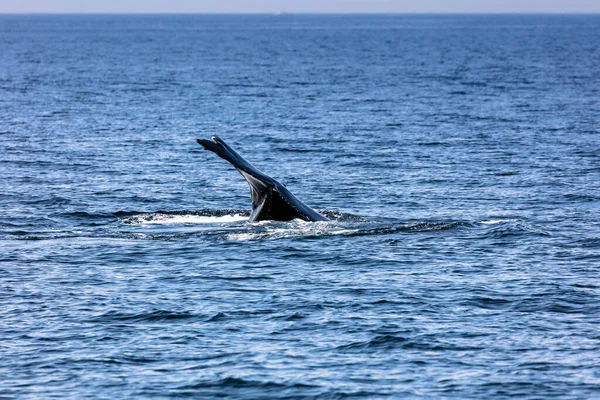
[1,14,599,399]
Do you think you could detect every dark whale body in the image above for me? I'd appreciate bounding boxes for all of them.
[196,136,328,223]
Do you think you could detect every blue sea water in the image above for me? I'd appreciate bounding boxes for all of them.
[1,13,599,398]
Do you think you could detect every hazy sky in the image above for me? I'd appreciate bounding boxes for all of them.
[2,0,600,14]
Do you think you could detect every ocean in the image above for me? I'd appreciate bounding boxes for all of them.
[1,14,599,398]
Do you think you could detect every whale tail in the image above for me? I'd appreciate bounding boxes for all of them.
[196,136,327,222]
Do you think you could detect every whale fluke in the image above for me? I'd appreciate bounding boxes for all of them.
[196,136,327,223]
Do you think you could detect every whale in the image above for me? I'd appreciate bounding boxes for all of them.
[196,136,328,223]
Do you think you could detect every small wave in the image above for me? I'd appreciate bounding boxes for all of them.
[60,211,116,219]
[481,221,550,238]
[4,230,83,241]
[175,376,320,393]
[90,309,198,323]
[464,296,514,310]
[353,221,468,236]
[205,312,228,322]
[336,334,408,351]
[337,334,484,352]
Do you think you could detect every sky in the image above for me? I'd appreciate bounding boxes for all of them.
[2,0,600,14]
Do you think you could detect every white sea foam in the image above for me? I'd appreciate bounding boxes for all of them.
[227,222,358,241]
[122,213,247,225]
[478,219,520,225]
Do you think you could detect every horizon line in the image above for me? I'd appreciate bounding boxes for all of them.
[1,11,600,15]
